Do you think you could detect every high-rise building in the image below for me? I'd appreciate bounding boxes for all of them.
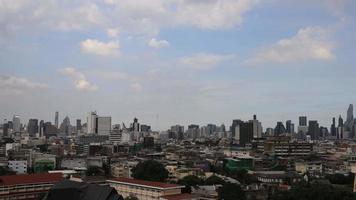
[87,112,97,134]
[286,120,294,134]
[344,104,355,138]
[97,116,112,135]
[12,115,21,133]
[337,115,344,139]
[28,119,39,137]
[140,124,151,132]
[2,119,9,137]
[331,117,337,136]
[274,122,286,136]
[39,120,44,137]
[76,119,82,132]
[298,116,308,134]
[60,116,71,135]
[308,120,319,140]
[230,119,243,139]
[239,121,253,146]
[132,118,140,132]
[170,125,184,140]
[187,124,199,139]
[250,115,262,138]
[299,116,307,126]
[55,111,59,129]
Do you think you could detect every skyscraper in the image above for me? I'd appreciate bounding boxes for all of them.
[274,122,286,136]
[28,119,39,137]
[96,116,111,135]
[337,115,344,139]
[87,112,97,134]
[60,116,71,135]
[230,119,243,139]
[76,119,82,133]
[286,120,294,134]
[308,120,319,140]
[299,116,307,126]
[239,121,253,146]
[250,115,262,138]
[12,115,21,133]
[55,111,59,129]
[344,104,355,138]
[331,117,336,136]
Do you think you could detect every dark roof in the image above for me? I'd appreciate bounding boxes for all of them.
[107,178,183,189]
[0,173,63,186]
[45,180,123,200]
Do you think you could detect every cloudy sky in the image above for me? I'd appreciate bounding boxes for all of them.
[1,0,356,130]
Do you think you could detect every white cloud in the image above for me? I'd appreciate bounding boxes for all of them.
[131,82,142,93]
[180,53,234,70]
[80,39,120,56]
[247,27,335,64]
[94,70,129,81]
[148,38,170,49]
[59,67,98,91]
[175,0,259,29]
[107,28,120,38]
[0,75,48,95]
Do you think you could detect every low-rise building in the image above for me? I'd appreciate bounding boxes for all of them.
[107,178,196,200]
[8,160,27,174]
[0,173,63,200]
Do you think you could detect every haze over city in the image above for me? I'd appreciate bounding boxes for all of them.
[1,0,356,130]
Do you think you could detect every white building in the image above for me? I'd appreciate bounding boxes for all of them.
[87,112,97,134]
[12,115,21,133]
[97,116,111,135]
[8,160,27,174]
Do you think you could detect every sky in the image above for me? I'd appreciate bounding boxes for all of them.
[0,0,356,130]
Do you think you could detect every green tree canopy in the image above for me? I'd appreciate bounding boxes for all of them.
[271,182,356,200]
[131,160,169,182]
[218,183,246,200]
[205,175,225,185]
[178,175,204,193]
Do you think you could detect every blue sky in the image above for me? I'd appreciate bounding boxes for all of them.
[0,0,356,130]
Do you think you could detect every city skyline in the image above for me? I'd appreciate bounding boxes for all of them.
[1,103,355,131]
[1,1,356,130]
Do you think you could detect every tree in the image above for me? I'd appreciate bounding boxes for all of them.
[178,175,204,193]
[271,182,356,200]
[205,175,225,185]
[0,166,16,175]
[229,169,257,184]
[131,160,169,182]
[218,183,246,200]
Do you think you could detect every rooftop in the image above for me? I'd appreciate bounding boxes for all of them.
[107,178,184,189]
[0,173,63,186]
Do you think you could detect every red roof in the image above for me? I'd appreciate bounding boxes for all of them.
[0,173,63,186]
[162,193,197,200]
[108,178,183,189]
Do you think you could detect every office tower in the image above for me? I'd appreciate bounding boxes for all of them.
[274,122,286,136]
[97,116,111,135]
[39,120,44,137]
[87,112,97,134]
[308,120,319,140]
[55,111,59,129]
[207,124,217,136]
[132,118,140,132]
[2,119,9,137]
[319,126,328,138]
[331,117,336,136]
[187,124,199,139]
[43,122,58,137]
[250,115,262,138]
[299,116,307,126]
[170,125,184,140]
[239,121,253,146]
[28,119,39,137]
[286,120,294,134]
[12,115,21,133]
[337,115,344,139]
[140,124,151,132]
[60,116,71,135]
[76,119,82,132]
[344,104,355,138]
[298,116,308,134]
[230,119,243,138]
[265,128,274,136]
